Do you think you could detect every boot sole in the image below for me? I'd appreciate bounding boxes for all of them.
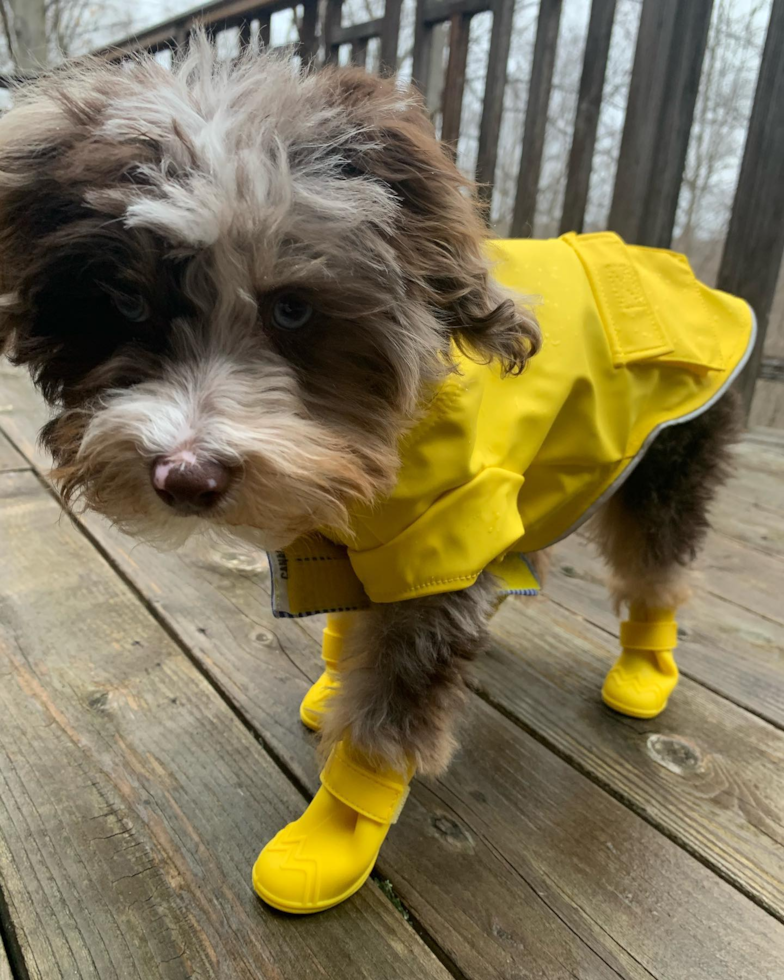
[602,691,668,719]
[253,860,375,914]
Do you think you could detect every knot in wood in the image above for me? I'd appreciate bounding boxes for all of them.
[646,733,705,776]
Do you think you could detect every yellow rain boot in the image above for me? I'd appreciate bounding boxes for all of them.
[299,613,354,732]
[602,605,679,719]
[253,740,412,914]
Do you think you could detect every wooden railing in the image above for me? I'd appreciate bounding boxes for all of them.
[4,0,783,416]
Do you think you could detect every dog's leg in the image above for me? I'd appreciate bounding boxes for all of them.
[319,572,497,775]
[253,575,495,913]
[591,392,741,718]
[299,612,354,732]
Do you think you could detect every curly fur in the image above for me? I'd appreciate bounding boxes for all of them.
[591,391,742,613]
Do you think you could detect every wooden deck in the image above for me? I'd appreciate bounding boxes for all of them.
[0,363,783,980]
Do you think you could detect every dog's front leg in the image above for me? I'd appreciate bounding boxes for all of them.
[319,571,498,776]
[252,574,497,914]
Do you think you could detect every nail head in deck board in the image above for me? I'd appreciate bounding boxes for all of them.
[548,533,784,731]
[559,0,617,235]
[510,0,563,237]
[3,372,784,976]
[484,595,784,919]
[608,0,713,247]
[0,470,450,980]
[475,0,515,204]
[718,0,784,415]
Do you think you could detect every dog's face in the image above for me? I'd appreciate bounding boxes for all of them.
[0,43,537,549]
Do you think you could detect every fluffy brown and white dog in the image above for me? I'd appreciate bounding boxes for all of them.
[0,41,737,777]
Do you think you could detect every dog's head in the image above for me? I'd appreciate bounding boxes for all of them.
[0,41,539,549]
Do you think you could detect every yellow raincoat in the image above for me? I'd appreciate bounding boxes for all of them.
[268,232,755,617]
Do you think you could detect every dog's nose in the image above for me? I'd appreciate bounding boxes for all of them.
[151,454,233,513]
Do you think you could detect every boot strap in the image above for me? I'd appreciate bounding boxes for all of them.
[620,620,678,651]
[321,742,411,825]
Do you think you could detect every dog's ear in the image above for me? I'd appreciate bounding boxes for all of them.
[0,96,67,354]
[0,71,161,366]
[326,69,540,375]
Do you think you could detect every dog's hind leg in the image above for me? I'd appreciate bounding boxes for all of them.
[590,391,741,718]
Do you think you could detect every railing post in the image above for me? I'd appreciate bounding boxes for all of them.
[441,13,471,146]
[299,0,319,62]
[608,0,713,247]
[323,0,344,64]
[559,0,617,235]
[509,0,563,236]
[412,0,434,94]
[257,11,271,48]
[475,0,515,205]
[379,0,403,75]
[717,0,784,419]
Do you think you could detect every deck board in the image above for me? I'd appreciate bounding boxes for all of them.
[0,470,449,980]
[485,595,784,917]
[0,945,10,980]
[0,431,27,472]
[1,368,783,978]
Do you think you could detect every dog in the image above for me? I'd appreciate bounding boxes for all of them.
[0,40,750,913]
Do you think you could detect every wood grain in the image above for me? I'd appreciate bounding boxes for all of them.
[483,591,784,919]
[709,489,784,557]
[744,426,784,452]
[0,470,450,980]
[12,515,783,980]
[3,372,784,976]
[750,378,784,430]
[0,430,27,472]
[548,533,784,730]
[0,944,11,980]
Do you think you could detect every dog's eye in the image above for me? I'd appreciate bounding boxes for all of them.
[271,294,312,330]
[112,292,150,324]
